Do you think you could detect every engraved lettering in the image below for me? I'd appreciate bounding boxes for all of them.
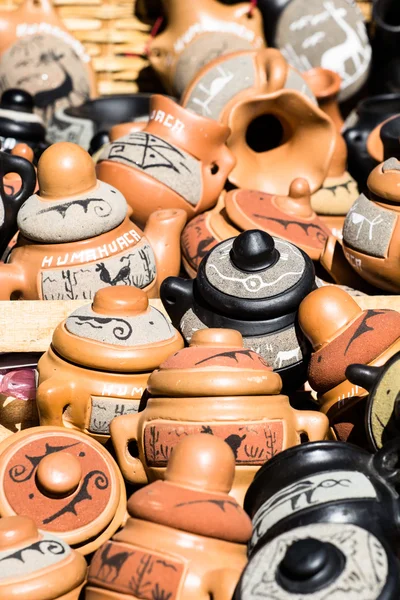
[84,249,97,262]
[164,114,174,128]
[129,229,141,242]
[116,236,129,251]
[56,254,69,266]
[154,110,165,123]
[97,244,109,259]
[42,255,53,268]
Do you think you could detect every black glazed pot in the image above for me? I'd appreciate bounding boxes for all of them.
[343,94,400,192]
[0,150,37,259]
[371,0,400,94]
[244,440,400,555]
[161,229,315,391]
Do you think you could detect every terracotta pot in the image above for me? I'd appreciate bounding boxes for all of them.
[182,48,335,196]
[87,434,252,600]
[147,0,265,96]
[0,426,126,555]
[96,94,235,228]
[0,0,97,125]
[0,141,186,300]
[0,516,87,599]
[110,328,329,505]
[37,286,183,443]
[298,286,400,423]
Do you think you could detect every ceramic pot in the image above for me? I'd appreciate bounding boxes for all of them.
[0,0,97,124]
[244,440,400,554]
[46,93,157,150]
[147,0,265,96]
[346,352,400,451]
[37,286,183,442]
[234,522,400,600]
[86,434,252,599]
[371,0,400,94]
[343,93,400,192]
[162,229,316,391]
[298,286,400,422]
[342,155,400,292]
[96,94,235,228]
[252,0,371,102]
[182,48,335,196]
[0,426,126,555]
[110,328,329,504]
[0,516,87,600]
[0,148,36,259]
[0,141,186,300]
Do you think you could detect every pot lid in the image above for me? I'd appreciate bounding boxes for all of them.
[53,286,183,372]
[0,427,126,555]
[0,516,87,599]
[196,230,315,319]
[148,328,282,397]
[367,156,400,204]
[128,434,252,543]
[17,141,128,243]
[0,89,46,144]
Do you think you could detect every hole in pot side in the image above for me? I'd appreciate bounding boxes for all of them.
[246,114,285,153]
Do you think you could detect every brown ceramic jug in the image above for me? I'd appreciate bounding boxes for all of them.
[110,329,329,504]
[342,156,400,292]
[182,48,335,195]
[147,0,265,96]
[0,426,126,555]
[37,286,184,443]
[0,515,87,599]
[298,286,400,427]
[96,94,236,228]
[0,141,186,300]
[86,434,252,600]
[0,0,97,124]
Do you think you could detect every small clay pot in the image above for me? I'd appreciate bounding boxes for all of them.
[0,515,87,599]
[96,94,235,228]
[162,229,316,391]
[0,426,126,555]
[147,0,265,95]
[0,141,186,300]
[37,286,183,442]
[86,434,252,599]
[298,286,400,422]
[110,328,329,504]
[182,48,335,196]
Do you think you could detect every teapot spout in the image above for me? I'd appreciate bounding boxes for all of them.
[144,208,186,297]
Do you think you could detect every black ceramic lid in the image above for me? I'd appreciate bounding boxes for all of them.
[196,230,315,320]
[381,116,400,161]
[0,89,46,144]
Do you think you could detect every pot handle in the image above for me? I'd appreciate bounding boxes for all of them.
[0,151,36,258]
[160,277,193,327]
[295,409,330,442]
[110,413,148,485]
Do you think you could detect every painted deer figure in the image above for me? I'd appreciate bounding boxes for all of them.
[97,543,134,582]
[274,348,301,368]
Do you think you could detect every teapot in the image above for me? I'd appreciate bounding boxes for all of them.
[0,141,186,300]
[36,286,183,442]
[162,229,316,391]
[110,328,329,504]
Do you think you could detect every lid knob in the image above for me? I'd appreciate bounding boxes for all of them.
[37,142,97,200]
[164,434,235,494]
[11,143,34,163]
[229,230,279,272]
[0,516,38,550]
[190,328,243,348]
[36,452,82,498]
[1,89,34,113]
[381,116,400,162]
[298,286,361,350]
[277,538,344,593]
[92,286,149,316]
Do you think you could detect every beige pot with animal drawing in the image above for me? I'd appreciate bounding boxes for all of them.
[110,329,330,505]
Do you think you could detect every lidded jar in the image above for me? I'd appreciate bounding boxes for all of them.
[86,434,252,600]
[37,286,184,442]
[0,88,47,158]
[162,229,316,391]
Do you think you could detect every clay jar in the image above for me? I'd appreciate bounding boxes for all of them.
[342,156,400,293]
[298,286,400,428]
[0,426,126,555]
[0,141,186,300]
[147,0,265,96]
[110,328,329,504]
[96,94,235,228]
[36,286,183,442]
[181,178,331,275]
[86,434,252,599]
[162,229,316,392]
[182,48,335,196]
[0,516,87,600]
